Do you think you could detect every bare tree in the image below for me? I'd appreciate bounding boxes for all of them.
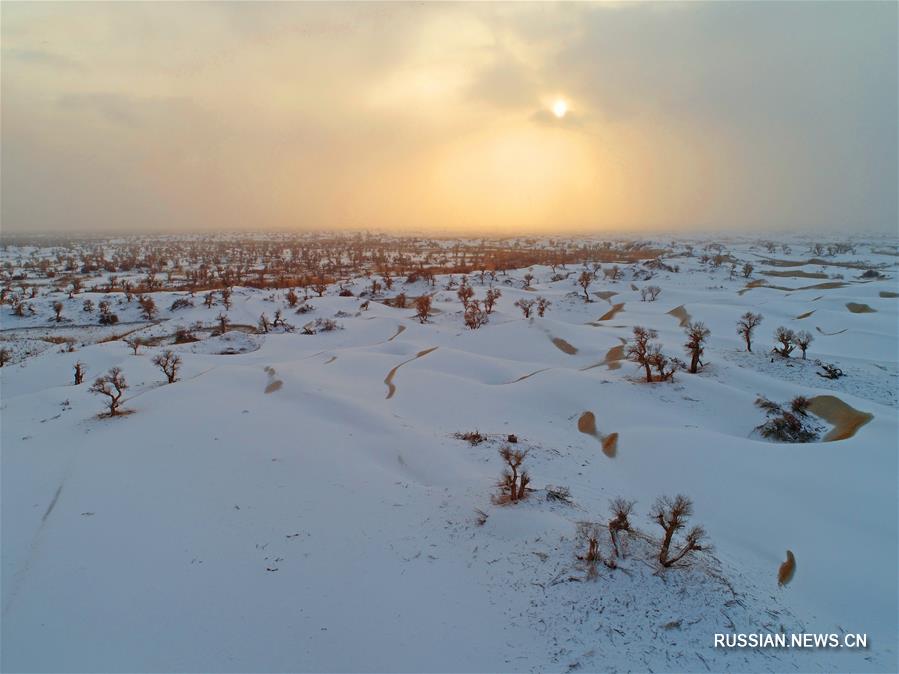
[514,298,535,318]
[312,280,328,297]
[577,270,592,302]
[83,299,95,313]
[484,287,502,314]
[647,344,681,382]
[683,321,710,374]
[536,296,551,317]
[393,292,407,308]
[221,288,233,309]
[217,312,230,334]
[414,295,432,323]
[464,300,488,329]
[607,497,635,559]
[0,347,11,367]
[494,446,530,504]
[640,285,661,302]
[74,361,86,384]
[285,289,299,307]
[138,295,157,320]
[742,262,754,278]
[736,311,763,352]
[89,367,129,416]
[794,330,813,359]
[626,326,657,382]
[258,313,270,333]
[773,326,795,357]
[649,495,706,568]
[204,292,215,308]
[523,272,535,289]
[125,336,143,355]
[152,350,182,383]
[53,301,64,322]
[457,283,474,309]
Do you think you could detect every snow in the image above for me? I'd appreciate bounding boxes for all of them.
[2,237,897,672]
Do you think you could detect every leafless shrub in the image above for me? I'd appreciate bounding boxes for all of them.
[545,485,572,504]
[464,300,488,329]
[640,285,661,302]
[83,299,95,313]
[514,298,535,318]
[649,495,706,568]
[457,282,474,309]
[152,350,182,383]
[415,295,432,323]
[474,509,489,526]
[170,298,193,311]
[817,362,843,379]
[742,262,754,278]
[216,312,230,334]
[138,295,157,320]
[455,430,485,445]
[0,347,11,367]
[258,313,271,333]
[576,522,606,577]
[493,446,530,504]
[484,287,501,314]
[52,301,64,322]
[536,296,551,317]
[73,361,86,384]
[285,289,299,307]
[89,367,129,416]
[607,497,635,559]
[754,396,819,442]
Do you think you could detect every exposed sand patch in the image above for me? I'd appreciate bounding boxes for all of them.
[846,302,876,314]
[807,395,873,441]
[794,310,815,320]
[263,366,283,394]
[323,356,337,365]
[594,291,618,303]
[762,270,828,279]
[580,342,626,371]
[577,411,617,458]
[507,368,552,384]
[387,324,406,342]
[778,550,796,587]
[551,337,578,355]
[739,280,847,295]
[667,305,691,328]
[815,327,848,336]
[597,303,625,321]
[384,346,438,399]
[878,291,899,298]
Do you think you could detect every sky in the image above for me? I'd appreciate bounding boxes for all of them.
[2,1,896,235]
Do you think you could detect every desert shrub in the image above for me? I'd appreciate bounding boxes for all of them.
[640,285,661,302]
[493,446,530,504]
[338,287,353,297]
[415,295,432,323]
[754,396,819,442]
[295,302,315,314]
[649,495,706,568]
[0,347,11,367]
[577,270,592,301]
[174,327,198,344]
[817,362,844,379]
[393,292,407,308]
[607,497,635,559]
[545,485,572,504]
[514,298,535,318]
[464,300,488,329]
[683,321,710,374]
[73,361,86,384]
[125,336,143,355]
[170,298,193,311]
[138,295,157,320]
[576,522,607,577]
[484,288,501,314]
[52,301,64,322]
[794,330,813,359]
[536,296,551,317]
[302,318,341,334]
[99,312,119,325]
[83,299,95,313]
[455,430,485,445]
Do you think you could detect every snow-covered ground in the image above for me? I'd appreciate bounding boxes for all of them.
[2,237,897,672]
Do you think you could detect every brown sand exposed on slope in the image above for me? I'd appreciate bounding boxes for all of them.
[778,550,796,586]
[667,305,691,327]
[762,270,828,279]
[577,411,618,458]
[879,291,899,298]
[324,355,337,365]
[597,303,625,321]
[384,346,439,399]
[387,324,406,342]
[846,302,877,314]
[551,337,578,355]
[807,395,873,441]
[594,291,618,303]
[815,327,848,336]
[507,367,552,384]
[580,343,626,371]
[795,310,815,320]
[264,380,283,394]
[739,280,848,295]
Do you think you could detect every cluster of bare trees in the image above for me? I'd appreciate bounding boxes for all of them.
[514,296,550,318]
[578,494,707,576]
[755,395,818,442]
[773,327,813,359]
[626,327,681,382]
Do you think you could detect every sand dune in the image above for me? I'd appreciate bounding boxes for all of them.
[384,346,438,399]
[667,304,691,327]
[807,395,873,441]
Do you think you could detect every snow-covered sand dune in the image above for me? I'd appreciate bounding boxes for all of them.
[2,239,897,672]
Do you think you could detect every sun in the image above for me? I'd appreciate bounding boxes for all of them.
[552,99,568,118]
